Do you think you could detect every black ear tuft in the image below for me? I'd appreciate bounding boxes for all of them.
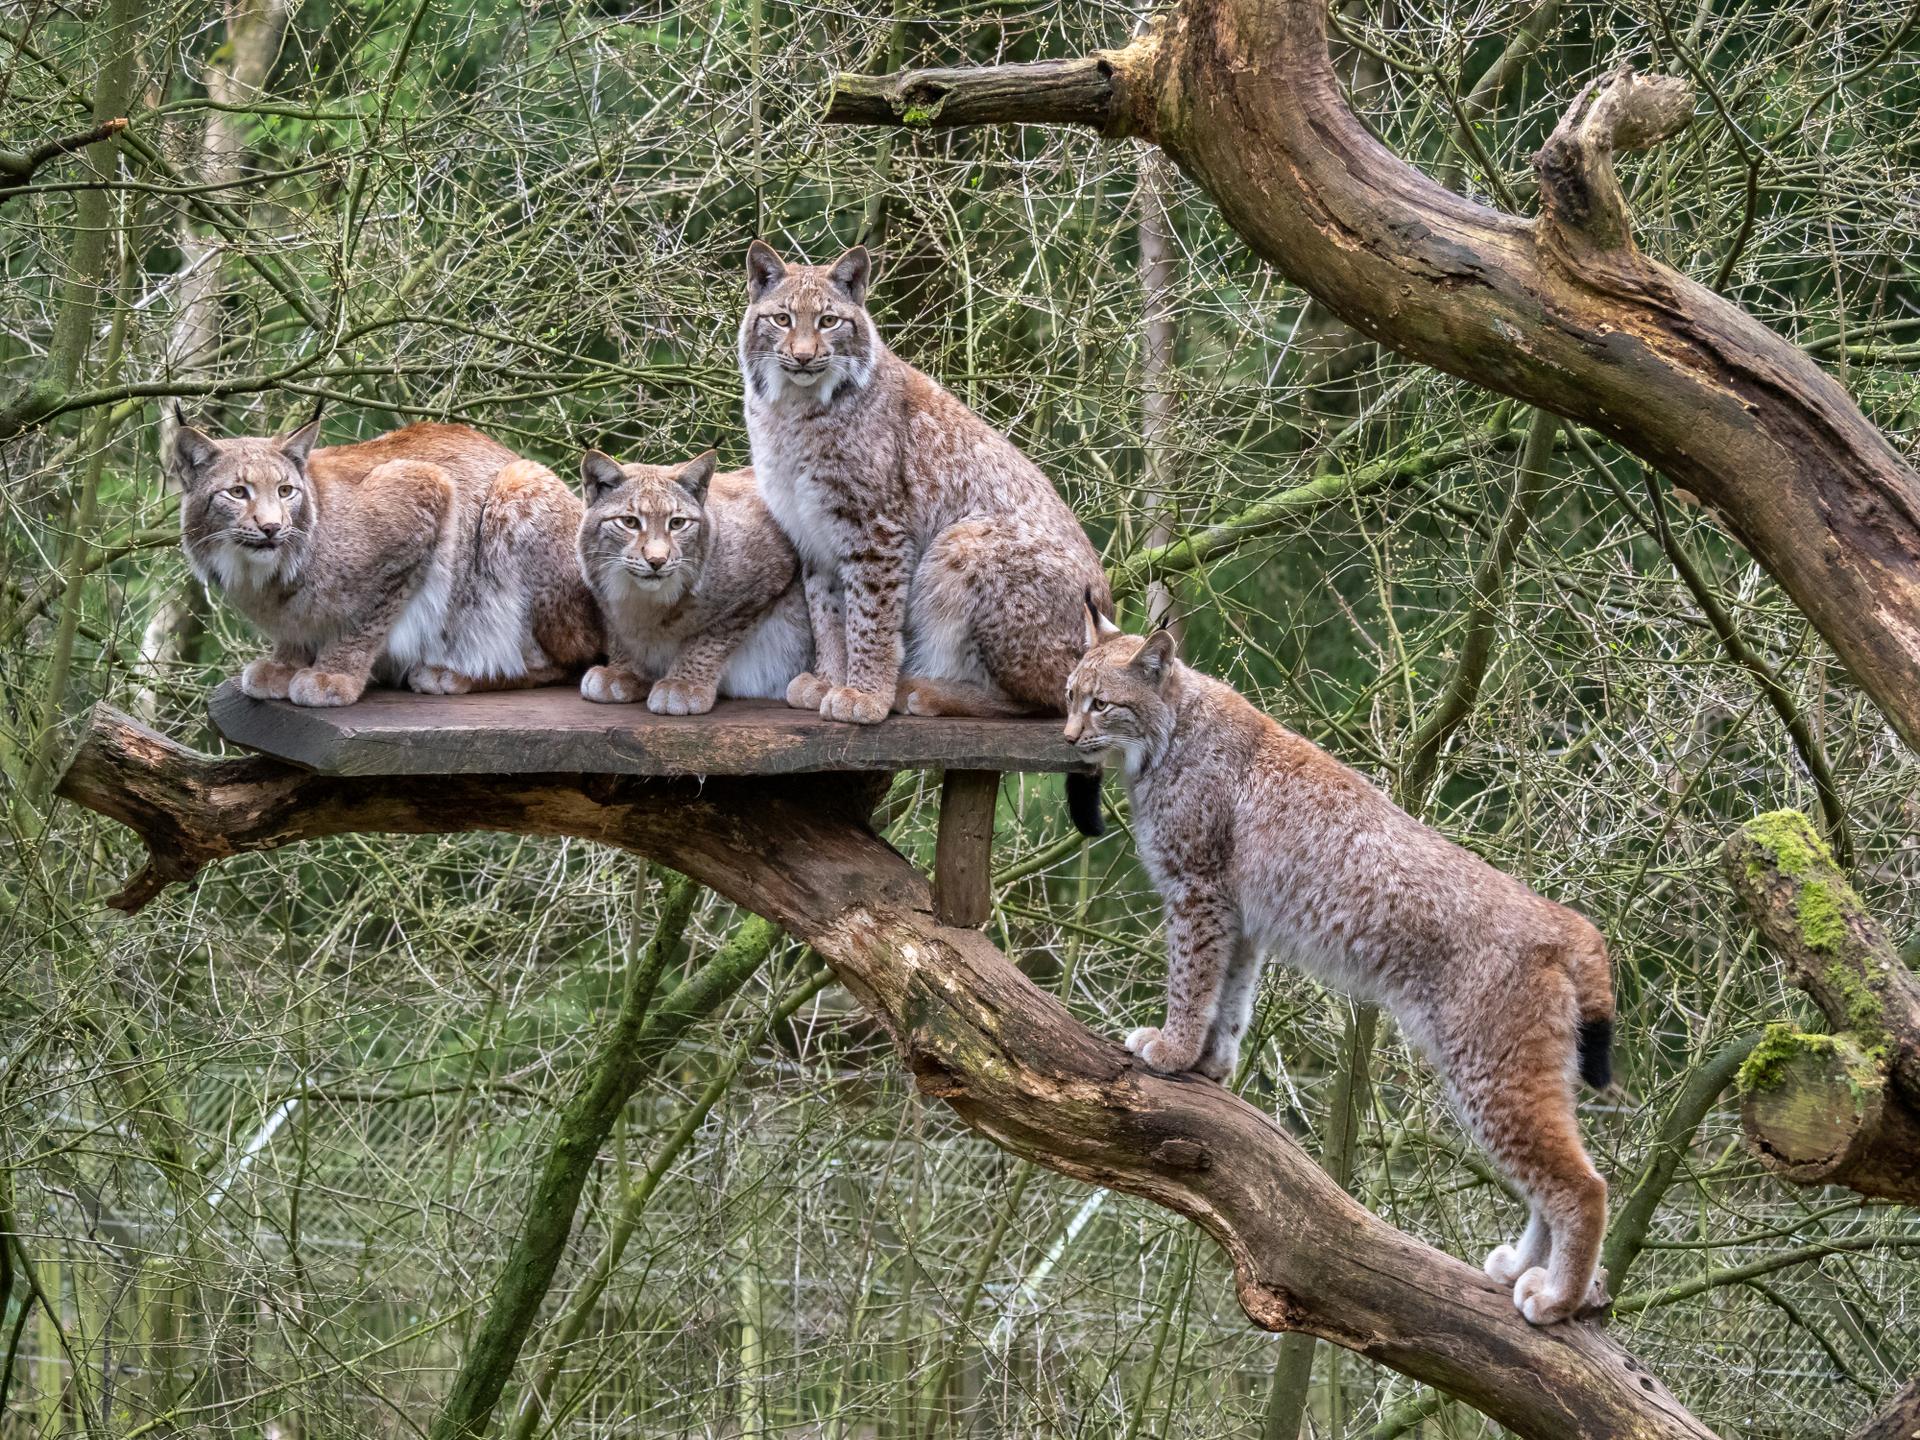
[1131,628,1177,684]
[746,239,788,300]
[278,414,322,467]
[581,449,626,501]
[828,245,872,306]
[169,411,219,479]
[678,449,718,504]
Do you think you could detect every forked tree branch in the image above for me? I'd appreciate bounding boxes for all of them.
[825,7,1920,757]
[57,706,1719,1440]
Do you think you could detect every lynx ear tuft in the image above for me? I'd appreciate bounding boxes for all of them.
[278,414,322,468]
[678,449,718,504]
[169,412,219,479]
[581,450,626,501]
[828,245,872,305]
[1132,628,1177,685]
[1083,588,1122,650]
[746,239,788,300]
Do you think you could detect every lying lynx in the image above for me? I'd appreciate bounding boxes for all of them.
[170,412,598,706]
[739,241,1111,834]
[576,449,811,715]
[1066,607,1614,1327]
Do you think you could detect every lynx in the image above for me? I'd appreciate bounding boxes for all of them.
[170,412,598,706]
[576,449,811,714]
[738,240,1110,834]
[1065,607,1615,1327]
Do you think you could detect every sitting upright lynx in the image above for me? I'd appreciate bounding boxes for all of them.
[576,448,812,714]
[169,412,598,705]
[1066,608,1615,1327]
[739,241,1111,833]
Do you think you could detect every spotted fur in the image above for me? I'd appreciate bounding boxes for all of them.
[575,449,811,714]
[170,415,598,706]
[737,241,1112,736]
[1066,611,1616,1327]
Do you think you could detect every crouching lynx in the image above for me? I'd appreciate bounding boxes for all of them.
[169,412,598,706]
[1065,608,1615,1326]
[739,241,1110,834]
[576,449,811,714]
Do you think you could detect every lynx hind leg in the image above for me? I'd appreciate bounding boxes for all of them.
[892,676,1039,718]
[489,459,603,670]
[1451,1007,1608,1325]
[1194,941,1263,1082]
[912,520,1105,715]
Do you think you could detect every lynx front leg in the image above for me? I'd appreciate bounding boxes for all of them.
[786,569,846,711]
[1127,885,1239,1075]
[240,638,309,701]
[821,534,908,725]
[581,637,651,704]
[1194,939,1264,1082]
[650,617,752,715]
[290,576,416,708]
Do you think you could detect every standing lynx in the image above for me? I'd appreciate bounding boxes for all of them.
[170,413,598,706]
[575,448,812,714]
[1065,608,1615,1326]
[738,240,1111,834]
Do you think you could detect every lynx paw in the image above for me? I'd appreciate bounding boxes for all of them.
[1125,1026,1201,1074]
[786,672,831,710]
[1483,1244,1530,1286]
[239,659,298,700]
[581,666,644,704]
[820,684,889,725]
[287,669,365,707]
[408,664,476,696]
[1513,1268,1588,1326]
[894,680,937,716]
[648,677,717,716]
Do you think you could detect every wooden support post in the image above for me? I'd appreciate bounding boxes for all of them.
[932,770,999,928]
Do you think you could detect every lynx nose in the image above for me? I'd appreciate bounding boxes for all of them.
[257,520,282,540]
[1063,712,1085,743]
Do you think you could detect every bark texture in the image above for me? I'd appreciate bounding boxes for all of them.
[57,706,1723,1440]
[826,6,1920,755]
[1725,811,1920,1203]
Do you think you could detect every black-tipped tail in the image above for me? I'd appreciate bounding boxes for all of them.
[1577,1017,1613,1090]
[1066,772,1104,838]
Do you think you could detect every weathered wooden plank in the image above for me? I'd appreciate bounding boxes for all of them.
[207,682,1092,778]
[932,770,999,928]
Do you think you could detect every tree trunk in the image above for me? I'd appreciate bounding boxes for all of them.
[825,5,1920,756]
[58,708,1724,1440]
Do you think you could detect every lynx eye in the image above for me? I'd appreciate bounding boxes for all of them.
[1091,699,1113,714]
[668,516,691,532]
[277,484,296,499]
[226,485,249,500]
[616,515,642,532]
[818,314,841,329]
[771,312,792,329]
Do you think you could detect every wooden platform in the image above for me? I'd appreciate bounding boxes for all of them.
[208,681,1097,929]
[208,681,1090,778]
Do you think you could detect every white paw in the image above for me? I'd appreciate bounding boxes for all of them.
[239,659,297,700]
[287,669,363,707]
[1514,1267,1579,1326]
[821,684,888,724]
[581,666,643,704]
[786,672,831,710]
[1585,1268,1611,1311]
[647,678,716,716]
[408,664,473,696]
[1483,1244,1528,1286]
[1124,1026,1162,1056]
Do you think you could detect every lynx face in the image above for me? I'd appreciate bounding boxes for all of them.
[173,417,321,589]
[578,450,718,610]
[1064,608,1177,772]
[738,241,879,405]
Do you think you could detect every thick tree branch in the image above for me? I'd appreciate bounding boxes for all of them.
[57,706,1719,1440]
[826,8,1920,757]
[1725,812,1920,1202]
[0,117,127,198]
